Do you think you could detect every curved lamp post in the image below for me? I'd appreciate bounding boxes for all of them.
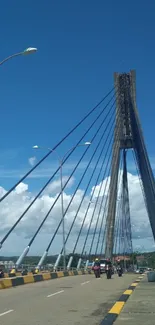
[0,47,37,66]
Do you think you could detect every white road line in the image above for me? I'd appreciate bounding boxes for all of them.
[81,281,90,286]
[47,290,64,298]
[0,310,14,317]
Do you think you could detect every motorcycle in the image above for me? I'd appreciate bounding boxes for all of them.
[106,266,112,279]
[93,265,100,278]
[117,268,123,277]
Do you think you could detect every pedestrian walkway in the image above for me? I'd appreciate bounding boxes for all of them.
[115,276,155,324]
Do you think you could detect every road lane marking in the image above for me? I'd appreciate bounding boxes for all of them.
[81,281,90,286]
[0,310,14,317]
[47,290,64,298]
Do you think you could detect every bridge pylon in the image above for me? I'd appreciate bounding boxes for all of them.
[105,70,155,259]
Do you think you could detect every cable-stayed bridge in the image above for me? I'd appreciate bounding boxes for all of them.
[0,70,154,325]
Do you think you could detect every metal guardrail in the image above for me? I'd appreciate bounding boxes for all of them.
[17,266,85,273]
[1,263,85,273]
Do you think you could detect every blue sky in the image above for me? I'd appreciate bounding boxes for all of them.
[0,0,155,255]
[0,0,155,187]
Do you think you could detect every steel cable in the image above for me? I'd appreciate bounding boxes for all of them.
[0,88,114,203]
[80,107,122,258]
[0,94,116,246]
[70,122,115,255]
[46,103,117,253]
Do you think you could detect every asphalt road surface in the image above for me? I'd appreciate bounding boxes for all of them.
[0,273,137,325]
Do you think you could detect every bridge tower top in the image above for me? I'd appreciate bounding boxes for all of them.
[114,70,137,149]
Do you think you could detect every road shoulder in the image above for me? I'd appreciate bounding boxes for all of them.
[100,273,145,325]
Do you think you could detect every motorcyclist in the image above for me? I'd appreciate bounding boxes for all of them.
[93,258,101,278]
[117,264,123,276]
[94,258,100,266]
[105,259,113,279]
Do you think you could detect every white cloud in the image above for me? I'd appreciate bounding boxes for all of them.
[0,172,154,256]
[28,156,37,166]
[43,176,75,195]
[15,183,28,194]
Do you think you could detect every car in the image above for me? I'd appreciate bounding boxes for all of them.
[99,259,114,274]
[99,259,107,273]
[139,269,144,274]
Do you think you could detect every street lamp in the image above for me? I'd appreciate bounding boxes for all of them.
[0,47,37,66]
[33,142,91,270]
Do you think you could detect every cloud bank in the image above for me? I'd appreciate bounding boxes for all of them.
[0,172,154,256]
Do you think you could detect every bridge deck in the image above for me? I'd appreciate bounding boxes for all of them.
[115,276,155,324]
[0,273,137,325]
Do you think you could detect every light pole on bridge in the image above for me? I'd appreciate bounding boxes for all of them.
[33,142,91,271]
[0,47,37,66]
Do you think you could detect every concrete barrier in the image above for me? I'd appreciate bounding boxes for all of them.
[147,271,155,282]
[0,270,92,290]
[0,278,12,289]
[23,275,35,284]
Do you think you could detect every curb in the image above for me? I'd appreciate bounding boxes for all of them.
[100,273,145,325]
[0,269,92,290]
